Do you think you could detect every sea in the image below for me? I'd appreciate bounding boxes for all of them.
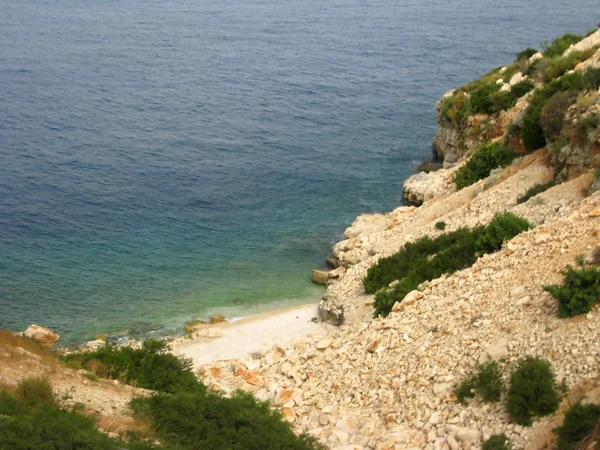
[1,0,598,344]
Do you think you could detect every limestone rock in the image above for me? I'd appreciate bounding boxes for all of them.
[312,269,330,285]
[316,339,332,350]
[509,72,524,86]
[243,371,264,386]
[318,301,344,326]
[479,338,509,364]
[23,324,59,348]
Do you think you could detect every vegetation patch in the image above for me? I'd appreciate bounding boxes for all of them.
[62,339,199,393]
[482,433,511,450]
[367,213,531,317]
[15,376,55,406]
[521,67,600,152]
[131,389,322,450]
[507,357,560,426]
[435,221,446,230]
[543,256,600,317]
[0,386,152,449]
[453,143,516,190]
[553,402,600,450]
[517,180,555,204]
[62,339,322,449]
[542,33,583,58]
[454,360,503,404]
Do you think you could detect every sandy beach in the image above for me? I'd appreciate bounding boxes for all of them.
[171,303,329,367]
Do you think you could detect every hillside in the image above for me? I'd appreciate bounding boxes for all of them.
[195,30,600,449]
[2,28,600,450]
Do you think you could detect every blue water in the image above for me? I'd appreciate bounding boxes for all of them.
[1,0,597,344]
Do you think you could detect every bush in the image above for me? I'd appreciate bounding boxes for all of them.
[482,434,511,450]
[476,360,504,403]
[517,181,555,204]
[454,376,476,405]
[0,389,152,449]
[540,91,576,140]
[475,212,532,254]
[471,82,502,114]
[454,143,516,190]
[435,221,447,230]
[521,68,600,152]
[554,403,600,450]
[131,389,323,450]
[543,257,600,317]
[507,357,560,426]
[510,79,535,99]
[62,339,200,394]
[15,376,55,405]
[368,212,531,317]
[543,33,583,58]
[454,360,503,404]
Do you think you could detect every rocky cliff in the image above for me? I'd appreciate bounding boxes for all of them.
[195,30,600,449]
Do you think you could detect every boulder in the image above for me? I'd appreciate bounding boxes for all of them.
[23,324,59,348]
[311,269,330,285]
[243,370,264,386]
[509,72,524,86]
[318,301,344,326]
[344,214,390,239]
[85,339,106,351]
[479,338,509,364]
[529,52,543,63]
[316,339,332,350]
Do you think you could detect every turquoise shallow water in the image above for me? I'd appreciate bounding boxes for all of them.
[0,0,598,344]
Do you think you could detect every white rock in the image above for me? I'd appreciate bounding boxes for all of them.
[509,72,524,86]
[454,427,481,442]
[479,338,509,363]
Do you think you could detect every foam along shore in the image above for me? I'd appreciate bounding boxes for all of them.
[171,303,329,367]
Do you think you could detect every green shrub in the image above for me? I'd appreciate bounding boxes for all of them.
[0,390,153,449]
[475,212,532,254]
[510,79,535,99]
[554,403,600,450]
[540,91,576,140]
[517,181,555,204]
[454,375,476,405]
[15,376,55,405]
[543,33,583,58]
[368,212,531,317]
[476,360,504,403]
[581,114,598,132]
[131,389,323,450]
[482,434,511,450]
[435,221,447,230]
[470,82,502,114]
[543,49,598,83]
[507,357,560,426]
[543,256,600,317]
[517,48,538,61]
[454,360,503,404]
[521,68,600,152]
[442,92,471,123]
[83,372,100,382]
[62,339,200,394]
[454,143,516,190]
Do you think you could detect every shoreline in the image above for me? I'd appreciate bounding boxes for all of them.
[170,302,330,367]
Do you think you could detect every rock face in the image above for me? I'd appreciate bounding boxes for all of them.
[403,170,449,206]
[23,324,59,347]
[432,122,462,167]
[317,300,344,326]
